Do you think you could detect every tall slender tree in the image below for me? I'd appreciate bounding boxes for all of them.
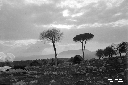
[73,33,94,59]
[40,28,63,66]
[83,33,94,53]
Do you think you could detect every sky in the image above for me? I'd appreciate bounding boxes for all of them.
[0,0,128,61]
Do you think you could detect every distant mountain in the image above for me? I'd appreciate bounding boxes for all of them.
[14,49,97,61]
[58,49,96,60]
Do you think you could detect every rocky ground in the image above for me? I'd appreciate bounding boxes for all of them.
[0,56,127,85]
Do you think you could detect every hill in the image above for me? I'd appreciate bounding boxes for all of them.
[14,49,97,61]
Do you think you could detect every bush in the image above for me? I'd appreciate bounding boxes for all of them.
[48,58,64,66]
[12,65,26,70]
[29,60,42,66]
[73,55,83,64]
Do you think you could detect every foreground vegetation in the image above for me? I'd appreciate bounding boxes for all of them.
[0,55,127,85]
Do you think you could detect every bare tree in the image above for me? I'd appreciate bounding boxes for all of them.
[73,33,94,59]
[40,28,63,66]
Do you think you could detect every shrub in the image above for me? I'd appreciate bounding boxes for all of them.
[73,55,83,64]
[29,60,42,66]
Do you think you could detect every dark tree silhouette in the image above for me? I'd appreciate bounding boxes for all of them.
[73,33,94,59]
[104,46,116,58]
[73,55,83,64]
[40,28,63,66]
[96,49,104,59]
[118,42,128,56]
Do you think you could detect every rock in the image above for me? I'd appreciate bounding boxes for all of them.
[49,80,60,85]
[75,80,86,85]
[0,66,11,72]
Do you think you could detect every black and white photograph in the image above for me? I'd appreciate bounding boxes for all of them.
[0,0,128,85]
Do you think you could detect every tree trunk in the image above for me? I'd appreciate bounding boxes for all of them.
[126,50,128,69]
[81,42,84,59]
[119,52,121,56]
[99,57,101,60]
[83,41,86,59]
[110,54,112,57]
[52,42,57,66]
[109,54,110,58]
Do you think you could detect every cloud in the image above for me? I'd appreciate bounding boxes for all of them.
[0,39,40,58]
[0,52,7,61]
[0,0,127,58]
[57,0,124,10]
[0,0,2,10]
[1,0,54,8]
[2,0,25,8]
[24,0,53,6]
[105,0,124,9]
[57,0,100,9]
[77,23,103,29]
[0,39,52,57]
[71,12,84,18]
[62,9,70,17]
[67,19,77,22]
[6,53,15,62]
[114,13,122,16]
[0,39,43,56]
[0,39,39,47]
[35,24,76,29]
[108,19,128,27]
[77,19,128,29]
[62,9,84,18]
[13,39,39,47]
[0,52,15,62]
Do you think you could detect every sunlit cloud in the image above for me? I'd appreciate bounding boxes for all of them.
[57,0,124,9]
[0,39,40,47]
[108,19,128,27]
[77,23,103,29]
[51,24,75,29]
[71,12,84,18]
[62,9,70,17]
[24,0,53,6]
[35,19,128,30]
[57,0,100,9]
[35,24,76,29]
[77,19,128,29]
[62,9,85,18]
[14,39,39,47]
[67,19,77,22]
[105,0,124,9]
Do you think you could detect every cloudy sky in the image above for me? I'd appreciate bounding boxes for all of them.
[0,0,128,60]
